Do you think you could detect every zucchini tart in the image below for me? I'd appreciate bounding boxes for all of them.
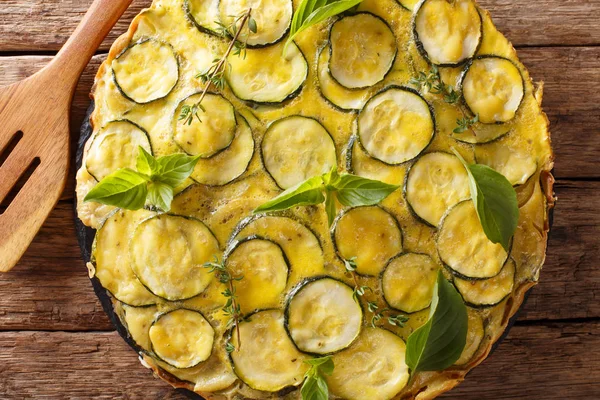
[76,0,554,398]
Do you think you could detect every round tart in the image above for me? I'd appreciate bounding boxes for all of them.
[76,0,554,398]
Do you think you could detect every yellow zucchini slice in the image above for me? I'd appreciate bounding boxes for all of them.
[112,39,179,104]
[285,277,362,354]
[327,327,409,400]
[462,56,525,124]
[218,0,292,47]
[438,200,509,279]
[381,253,439,313]
[225,237,289,313]
[333,206,403,276]
[397,0,421,11]
[226,41,308,103]
[229,309,309,392]
[455,258,516,307]
[455,310,484,365]
[184,0,220,35]
[190,114,254,186]
[172,93,237,158]
[149,309,215,369]
[262,116,337,189]
[86,120,152,181]
[405,152,470,227]
[329,13,397,89]
[358,87,435,165]
[345,135,406,186]
[130,214,220,301]
[414,0,482,66]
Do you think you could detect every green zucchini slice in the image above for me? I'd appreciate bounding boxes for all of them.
[173,93,237,158]
[455,310,484,365]
[358,87,435,165]
[451,121,512,144]
[345,135,405,186]
[327,327,409,400]
[381,253,439,313]
[190,114,254,186]
[226,41,308,104]
[92,209,159,306]
[333,206,403,277]
[285,277,362,355]
[218,0,292,47]
[130,214,220,301]
[461,56,525,124]
[455,258,516,307]
[414,0,482,66]
[329,13,397,89]
[86,120,152,181]
[184,0,220,35]
[438,200,509,279]
[229,309,309,392]
[474,134,537,186]
[262,116,337,189]
[396,0,420,11]
[317,45,373,112]
[149,309,215,369]
[225,236,289,313]
[404,152,470,227]
[112,39,179,104]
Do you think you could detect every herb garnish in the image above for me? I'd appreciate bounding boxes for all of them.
[453,149,519,251]
[285,0,363,54]
[301,356,334,400]
[203,257,244,352]
[406,270,468,374]
[410,65,460,104]
[254,167,399,226]
[84,146,200,212]
[179,9,257,125]
[454,114,479,134]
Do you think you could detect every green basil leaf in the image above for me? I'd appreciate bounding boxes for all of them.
[84,168,149,210]
[453,149,519,251]
[406,271,468,373]
[155,153,201,187]
[147,181,174,212]
[254,176,325,213]
[301,373,329,400]
[333,174,399,207]
[304,356,333,372]
[324,191,336,226]
[136,146,159,177]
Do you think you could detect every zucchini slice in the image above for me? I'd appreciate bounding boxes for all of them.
[474,134,537,186]
[184,0,220,35]
[413,0,482,66]
[173,93,237,158]
[226,41,308,104]
[92,209,159,306]
[329,13,397,89]
[112,39,179,104]
[229,309,309,392]
[333,206,403,277]
[262,116,337,189]
[455,310,484,365]
[358,87,435,165]
[218,0,292,47]
[461,56,525,124]
[317,45,372,112]
[149,309,215,369]
[381,253,439,313]
[327,327,409,400]
[438,200,509,279]
[404,152,470,227]
[346,135,405,186]
[130,214,220,301]
[451,120,512,144]
[86,120,152,181]
[190,114,254,186]
[224,236,289,313]
[455,258,516,307]
[396,0,420,11]
[285,277,362,355]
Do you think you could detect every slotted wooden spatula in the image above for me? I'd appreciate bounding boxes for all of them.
[0,0,134,272]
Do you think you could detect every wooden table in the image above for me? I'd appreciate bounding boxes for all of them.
[1,0,599,398]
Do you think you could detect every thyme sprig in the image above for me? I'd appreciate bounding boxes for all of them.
[203,257,244,352]
[454,113,480,134]
[179,9,257,126]
[410,65,460,104]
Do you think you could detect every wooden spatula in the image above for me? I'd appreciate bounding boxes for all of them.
[0,0,134,272]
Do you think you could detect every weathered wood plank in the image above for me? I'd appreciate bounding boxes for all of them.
[0,323,598,399]
[0,0,599,52]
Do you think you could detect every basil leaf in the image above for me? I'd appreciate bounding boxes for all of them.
[254,176,325,213]
[136,146,159,177]
[406,271,468,373]
[147,181,174,212]
[155,153,201,187]
[453,149,519,251]
[305,356,334,372]
[84,168,149,210]
[334,174,400,206]
[301,373,329,400]
[325,191,336,226]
